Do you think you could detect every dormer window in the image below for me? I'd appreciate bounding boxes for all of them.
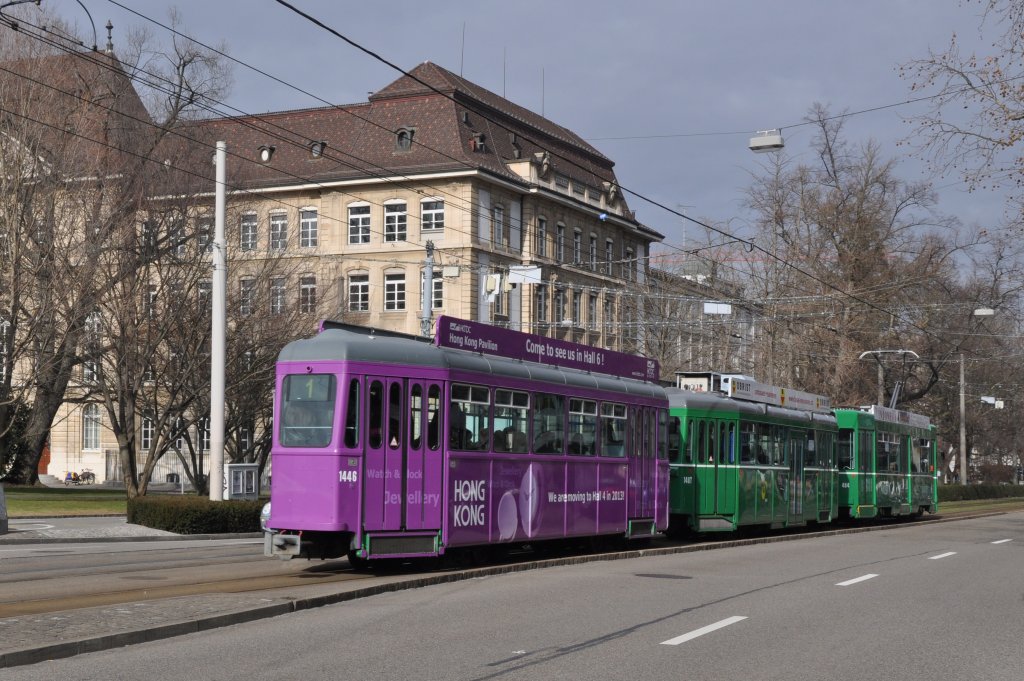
[395,127,415,151]
[309,140,327,158]
[470,132,486,153]
[258,145,275,163]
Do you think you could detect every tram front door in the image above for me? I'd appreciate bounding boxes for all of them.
[363,377,444,532]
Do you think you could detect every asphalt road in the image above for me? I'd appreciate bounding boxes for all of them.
[3,512,1021,680]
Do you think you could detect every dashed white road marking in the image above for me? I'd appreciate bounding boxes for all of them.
[660,616,748,646]
[929,552,957,560]
[836,573,878,587]
[991,539,1013,545]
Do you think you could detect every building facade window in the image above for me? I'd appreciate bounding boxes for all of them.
[535,284,548,323]
[492,204,505,246]
[385,272,406,311]
[270,213,288,250]
[604,296,615,335]
[299,275,317,313]
[239,278,255,316]
[144,284,157,319]
[421,199,444,231]
[197,217,212,252]
[348,273,370,312]
[169,217,186,258]
[556,223,565,262]
[199,280,211,311]
[589,235,597,271]
[82,404,101,450]
[82,360,98,384]
[573,229,582,264]
[554,288,565,324]
[300,209,318,248]
[348,204,371,244]
[536,217,547,258]
[572,290,581,327]
[588,294,598,331]
[141,416,154,451]
[240,213,258,252]
[605,239,614,275]
[0,319,8,384]
[624,246,634,282]
[385,202,407,242]
[270,277,286,315]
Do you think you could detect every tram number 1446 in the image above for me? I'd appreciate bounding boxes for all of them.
[339,470,359,483]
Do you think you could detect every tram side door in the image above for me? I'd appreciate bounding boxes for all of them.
[696,420,715,516]
[404,382,444,531]
[715,422,736,516]
[789,430,805,520]
[363,376,406,532]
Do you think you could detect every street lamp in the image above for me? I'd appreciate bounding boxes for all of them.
[958,307,996,485]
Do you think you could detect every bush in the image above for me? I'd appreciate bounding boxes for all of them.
[127,495,264,534]
[938,483,1024,502]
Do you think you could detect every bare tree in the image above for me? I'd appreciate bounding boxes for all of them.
[743,106,962,405]
[901,0,1024,217]
[0,8,229,485]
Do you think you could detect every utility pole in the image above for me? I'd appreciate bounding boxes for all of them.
[420,240,435,338]
[210,141,226,501]
[959,353,968,485]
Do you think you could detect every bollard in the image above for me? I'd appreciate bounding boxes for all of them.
[0,483,7,535]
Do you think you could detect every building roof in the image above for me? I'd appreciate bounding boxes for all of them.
[0,48,153,177]
[187,62,631,215]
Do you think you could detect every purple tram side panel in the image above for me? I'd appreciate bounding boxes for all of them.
[445,457,630,547]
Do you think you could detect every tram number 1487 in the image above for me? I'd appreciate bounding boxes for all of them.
[339,470,359,483]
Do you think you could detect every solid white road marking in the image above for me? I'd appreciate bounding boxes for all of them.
[836,574,879,587]
[991,539,1013,545]
[660,616,748,646]
[929,552,957,560]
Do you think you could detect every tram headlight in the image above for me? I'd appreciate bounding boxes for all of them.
[260,501,272,532]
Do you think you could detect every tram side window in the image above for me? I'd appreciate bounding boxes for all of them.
[451,383,490,450]
[725,423,735,464]
[533,393,565,454]
[494,389,529,453]
[388,382,402,449]
[344,378,359,448]
[859,430,873,472]
[568,399,598,455]
[818,431,834,468]
[697,421,707,463]
[739,422,756,464]
[837,430,852,469]
[662,411,675,461]
[876,432,894,473]
[602,403,627,458]
[281,374,336,448]
[686,419,695,464]
[409,384,423,449]
[667,415,682,462]
[804,431,816,466]
[368,380,384,449]
[772,426,786,466]
[911,437,932,473]
[426,385,441,451]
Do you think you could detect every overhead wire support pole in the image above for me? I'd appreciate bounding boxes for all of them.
[210,141,227,501]
[421,240,435,338]
[959,353,968,485]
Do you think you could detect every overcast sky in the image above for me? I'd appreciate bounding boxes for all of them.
[68,1,1000,252]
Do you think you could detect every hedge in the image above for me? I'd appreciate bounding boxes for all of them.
[938,483,1024,503]
[127,495,264,534]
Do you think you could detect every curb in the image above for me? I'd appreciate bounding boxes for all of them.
[0,510,1007,668]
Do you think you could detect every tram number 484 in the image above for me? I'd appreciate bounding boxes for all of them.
[339,470,359,483]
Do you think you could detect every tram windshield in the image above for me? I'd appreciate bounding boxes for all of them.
[280,374,336,448]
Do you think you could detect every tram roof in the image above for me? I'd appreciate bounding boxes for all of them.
[279,325,666,400]
[665,388,836,426]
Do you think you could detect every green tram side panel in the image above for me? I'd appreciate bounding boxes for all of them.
[668,389,837,533]
[835,408,938,518]
[834,410,877,519]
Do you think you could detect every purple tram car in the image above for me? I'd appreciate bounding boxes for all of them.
[265,315,669,564]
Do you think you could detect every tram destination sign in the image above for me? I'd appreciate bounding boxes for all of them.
[435,315,660,382]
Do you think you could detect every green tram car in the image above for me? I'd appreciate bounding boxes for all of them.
[834,405,938,519]
[666,373,838,535]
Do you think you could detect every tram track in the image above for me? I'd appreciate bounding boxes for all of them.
[0,508,1011,621]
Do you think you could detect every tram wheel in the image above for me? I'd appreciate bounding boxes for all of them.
[347,550,370,572]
